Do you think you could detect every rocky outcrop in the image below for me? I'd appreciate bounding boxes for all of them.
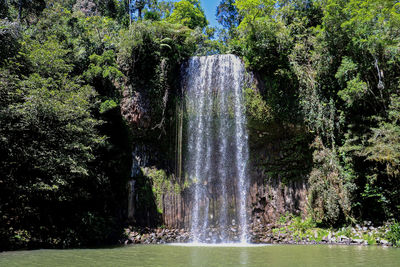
[122,223,394,246]
[247,124,312,224]
[161,190,189,229]
[121,89,151,130]
[249,177,308,224]
[123,56,314,231]
[123,227,191,244]
[127,120,313,229]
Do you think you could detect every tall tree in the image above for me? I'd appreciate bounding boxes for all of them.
[217,0,241,30]
[10,0,46,22]
[167,0,208,29]
[132,0,157,19]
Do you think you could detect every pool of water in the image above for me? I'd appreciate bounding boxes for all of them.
[1,244,399,267]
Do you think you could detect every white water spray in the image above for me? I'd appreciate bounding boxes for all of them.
[183,54,250,243]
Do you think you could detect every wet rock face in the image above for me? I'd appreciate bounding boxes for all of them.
[249,176,308,224]
[159,178,308,230]
[247,124,312,224]
[121,89,151,130]
[121,56,312,232]
[157,125,311,228]
[127,142,170,227]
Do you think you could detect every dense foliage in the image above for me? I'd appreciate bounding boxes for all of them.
[0,0,212,250]
[218,0,400,226]
[1,0,399,250]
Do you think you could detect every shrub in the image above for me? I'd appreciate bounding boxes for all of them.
[244,86,273,125]
[308,137,355,226]
[386,221,400,247]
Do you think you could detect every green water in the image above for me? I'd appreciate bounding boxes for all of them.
[1,244,399,267]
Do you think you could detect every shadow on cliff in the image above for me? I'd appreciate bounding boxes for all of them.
[132,171,163,227]
[127,140,178,228]
[248,122,314,224]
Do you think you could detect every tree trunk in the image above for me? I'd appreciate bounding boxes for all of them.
[138,8,142,19]
[18,0,22,22]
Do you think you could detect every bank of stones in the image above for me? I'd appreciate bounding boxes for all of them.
[122,222,393,246]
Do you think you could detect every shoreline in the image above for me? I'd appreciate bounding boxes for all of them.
[122,223,394,247]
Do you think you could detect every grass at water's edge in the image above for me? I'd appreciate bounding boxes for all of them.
[264,214,400,247]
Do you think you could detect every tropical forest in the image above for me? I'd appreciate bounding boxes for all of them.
[0,0,400,266]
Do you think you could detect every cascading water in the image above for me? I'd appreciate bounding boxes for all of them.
[182,54,250,243]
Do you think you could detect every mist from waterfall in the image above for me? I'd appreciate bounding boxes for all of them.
[182,54,250,243]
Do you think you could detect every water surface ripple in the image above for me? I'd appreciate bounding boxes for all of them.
[1,245,399,267]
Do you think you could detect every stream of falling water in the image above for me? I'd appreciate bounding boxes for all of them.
[183,54,249,243]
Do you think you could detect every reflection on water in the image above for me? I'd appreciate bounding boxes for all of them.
[1,245,399,267]
[186,243,253,266]
[169,243,270,247]
[239,247,248,266]
[190,244,199,267]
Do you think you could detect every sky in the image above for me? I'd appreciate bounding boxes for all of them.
[199,0,220,28]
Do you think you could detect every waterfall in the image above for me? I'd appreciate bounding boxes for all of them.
[182,54,250,243]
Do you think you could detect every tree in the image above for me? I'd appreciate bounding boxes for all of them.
[10,0,46,22]
[0,3,130,249]
[167,0,208,29]
[0,34,105,248]
[234,0,275,27]
[0,0,9,18]
[132,0,157,19]
[217,0,241,30]
[143,0,175,21]
[155,0,174,18]
[73,0,98,16]
[0,19,20,65]
[363,94,400,179]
